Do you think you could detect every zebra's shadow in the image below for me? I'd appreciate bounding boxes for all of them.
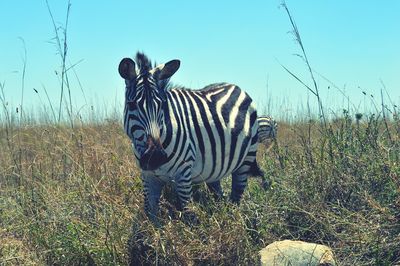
[127,183,225,265]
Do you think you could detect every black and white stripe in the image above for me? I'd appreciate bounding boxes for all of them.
[257,115,278,143]
[119,52,270,222]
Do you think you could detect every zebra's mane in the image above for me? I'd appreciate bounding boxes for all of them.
[171,83,230,93]
[135,52,171,91]
[135,52,153,74]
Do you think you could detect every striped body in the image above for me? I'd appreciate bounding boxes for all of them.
[126,83,258,185]
[119,53,266,222]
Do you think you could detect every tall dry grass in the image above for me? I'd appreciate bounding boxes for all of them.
[1,112,399,265]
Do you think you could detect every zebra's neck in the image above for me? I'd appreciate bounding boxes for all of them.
[159,89,192,161]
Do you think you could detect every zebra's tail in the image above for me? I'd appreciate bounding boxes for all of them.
[257,115,278,144]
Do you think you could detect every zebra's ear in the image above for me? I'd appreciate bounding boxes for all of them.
[118,58,137,80]
[157,60,180,80]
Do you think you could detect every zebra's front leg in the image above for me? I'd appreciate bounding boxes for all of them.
[174,167,199,224]
[142,175,165,224]
[174,168,193,211]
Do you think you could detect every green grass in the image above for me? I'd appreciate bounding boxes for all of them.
[1,111,399,265]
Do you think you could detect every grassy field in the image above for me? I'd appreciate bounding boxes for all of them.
[1,3,399,264]
[0,110,399,265]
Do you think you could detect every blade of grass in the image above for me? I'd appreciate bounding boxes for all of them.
[280,1,326,127]
[17,37,27,125]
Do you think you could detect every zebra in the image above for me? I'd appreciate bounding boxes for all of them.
[257,115,278,143]
[119,52,274,222]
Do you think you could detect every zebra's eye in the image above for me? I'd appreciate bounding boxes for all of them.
[137,135,144,142]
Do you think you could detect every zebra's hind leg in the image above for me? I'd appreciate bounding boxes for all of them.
[206,180,224,201]
[142,175,165,225]
[231,129,264,203]
[231,159,264,203]
[230,164,250,203]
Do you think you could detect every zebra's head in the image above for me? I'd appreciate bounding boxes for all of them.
[118,52,180,171]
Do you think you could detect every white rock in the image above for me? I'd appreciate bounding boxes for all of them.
[259,240,336,266]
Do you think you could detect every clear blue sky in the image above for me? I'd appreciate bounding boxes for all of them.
[1,1,399,120]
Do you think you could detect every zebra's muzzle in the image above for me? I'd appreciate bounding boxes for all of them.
[139,136,167,171]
